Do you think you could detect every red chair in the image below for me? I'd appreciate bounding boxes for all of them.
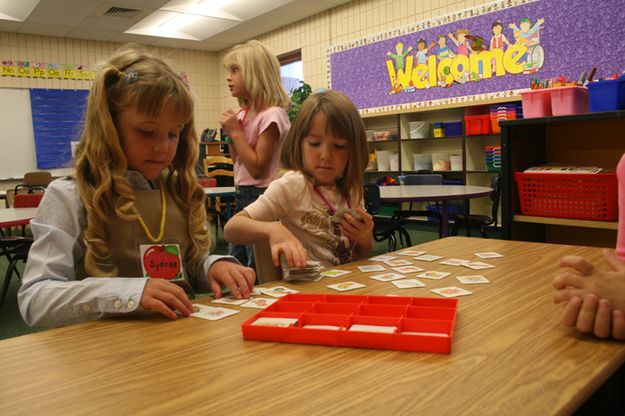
[13,193,43,208]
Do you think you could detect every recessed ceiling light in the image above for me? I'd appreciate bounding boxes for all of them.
[0,0,40,22]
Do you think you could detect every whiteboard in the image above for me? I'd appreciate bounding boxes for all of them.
[0,88,71,180]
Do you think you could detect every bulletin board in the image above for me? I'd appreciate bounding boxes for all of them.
[0,88,86,180]
[327,0,625,114]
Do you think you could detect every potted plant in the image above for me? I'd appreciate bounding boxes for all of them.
[288,81,312,122]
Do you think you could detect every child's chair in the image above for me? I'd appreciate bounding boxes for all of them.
[0,235,33,309]
[203,156,235,238]
[450,174,501,238]
[252,239,283,284]
[364,184,412,252]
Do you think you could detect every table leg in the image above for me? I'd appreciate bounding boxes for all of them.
[441,201,449,237]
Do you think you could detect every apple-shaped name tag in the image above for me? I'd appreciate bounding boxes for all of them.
[140,244,184,281]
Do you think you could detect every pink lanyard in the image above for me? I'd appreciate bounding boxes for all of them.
[314,185,356,252]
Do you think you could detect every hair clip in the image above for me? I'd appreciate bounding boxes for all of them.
[122,68,139,84]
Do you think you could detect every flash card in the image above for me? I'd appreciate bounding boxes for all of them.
[397,250,427,257]
[391,279,426,289]
[431,286,472,298]
[392,265,424,274]
[320,269,352,277]
[327,281,366,292]
[456,275,490,284]
[251,317,299,327]
[349,324,397,333]
[369,255,397,262]
[260,286,299,297]
[475,252,504,259]
[439,258,470,266]
[369,272,406,282]
[191,304,240,321]
[211,296,249,306]
[303,324,341,330]
[250,287,263,296]
[331,207,363,223]
[413,254,443,262]
[384,259,413,267]
[416,271,451,280]
[357,264,386,273]
[402,331,449,337]
[240,298,279,309]
[463,261,495,270]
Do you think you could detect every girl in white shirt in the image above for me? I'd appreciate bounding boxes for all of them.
[19,44,255,327]
[224,90,374,268]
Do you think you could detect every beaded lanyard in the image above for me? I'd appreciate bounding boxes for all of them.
[134,178,167,243]
[313,185,356,252]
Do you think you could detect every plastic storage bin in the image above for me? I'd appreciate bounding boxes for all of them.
[464,115,492,135]
[484,146,501,172]
[549,86,588,116]
[241,293,459,353]
[412,153,432,171]
[443,121,462,136]
[514,172,617,221]
[432,122,444,137]
[490,103,520,133]
[409,121,430,138]
[520,89,552,118]
[588,76,625,112]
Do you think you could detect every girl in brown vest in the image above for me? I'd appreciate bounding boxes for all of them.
[19,44,255,327]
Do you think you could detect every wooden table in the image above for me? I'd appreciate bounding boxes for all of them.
[203,186,235,198]
[0,237,623,415]
[380,185,492,236]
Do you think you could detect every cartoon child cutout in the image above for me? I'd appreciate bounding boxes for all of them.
[509,17,545,67]
[386,42,413,71]
[490,21,511,51]
[415,38,429,65]
[448,28,473,56]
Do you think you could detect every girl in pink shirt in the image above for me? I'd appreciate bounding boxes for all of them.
[219,40,291,269]
[224,90,374,268]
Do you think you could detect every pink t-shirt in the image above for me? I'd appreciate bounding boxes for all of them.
[235,106,290,188]
[244,171,364,267]
[616,153,625,260]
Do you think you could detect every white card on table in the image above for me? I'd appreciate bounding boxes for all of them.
[439,258,471,266]
[320,269,352,277]
[397,250,426,257]
[416,271,451,280]
[251,317,299,327]
[327,281,366,292]
[259,286,299,298]
[392,265,424,274]
[463,261,495,270]
[250,287,263,296]
[391,279,426,289]
[369,272,406,282]
[456,275,490,284]
[383,259,412,267]
[349,324,397,333]
[357,264,386,273]
[240,298,279,309]
[369,255,397,262]
[191,304,239,321]
[475,252,504,259]
[211,296,249,306]
[431,286,472,298]
[414,254,443,262]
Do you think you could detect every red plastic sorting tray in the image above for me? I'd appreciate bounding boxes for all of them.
[514,172,618,221]
[241,293,458,354]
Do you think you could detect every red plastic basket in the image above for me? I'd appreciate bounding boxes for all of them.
[514,172,618,221]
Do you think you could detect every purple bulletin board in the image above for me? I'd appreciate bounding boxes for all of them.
[328,0,625,114]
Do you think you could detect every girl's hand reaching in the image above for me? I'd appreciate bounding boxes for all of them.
[140,278,194,320]
[219,109,241,138]
[208,260,256,300]
[268,222,308,269]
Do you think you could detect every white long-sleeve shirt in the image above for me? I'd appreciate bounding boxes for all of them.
[18,172,232,327]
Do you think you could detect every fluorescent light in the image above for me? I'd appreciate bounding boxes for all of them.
[160,0,241,21]
[0,0,40,22]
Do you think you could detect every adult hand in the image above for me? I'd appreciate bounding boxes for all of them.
[140,278,194,320]
[208,260,256,299]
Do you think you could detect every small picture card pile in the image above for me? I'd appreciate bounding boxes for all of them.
[191,304,239,321]
[330,207,363,223]
[281,257,323,282]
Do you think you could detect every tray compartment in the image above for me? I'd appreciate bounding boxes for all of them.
[289,313,349,346]
[312,302,360,315]
[324,294,368,304]
[366,296,412,306]
[241,311,303,343]
[359,304,406,317]
[395,319,454,353]
[405,306,457,320]
[342,315,401,349]
[263,301,313,313]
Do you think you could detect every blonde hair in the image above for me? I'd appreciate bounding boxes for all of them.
[280,90,368,205]
[223,40,291,112]
[74,43,210,280]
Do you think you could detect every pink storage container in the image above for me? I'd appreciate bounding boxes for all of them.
[549,86,588,116]
[520,89,552,118]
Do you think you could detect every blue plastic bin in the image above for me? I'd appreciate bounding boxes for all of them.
[588,76,625,112]
[443,121,462,136]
